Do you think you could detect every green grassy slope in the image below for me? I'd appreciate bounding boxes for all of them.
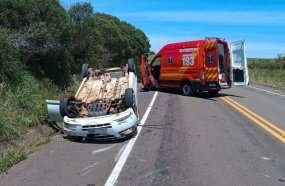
[248,56,285,90]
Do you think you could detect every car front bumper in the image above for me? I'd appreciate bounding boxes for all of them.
[62,108,138,139]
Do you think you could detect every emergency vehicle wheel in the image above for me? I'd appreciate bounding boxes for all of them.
[181,82,194,96]
[128,58,135,73]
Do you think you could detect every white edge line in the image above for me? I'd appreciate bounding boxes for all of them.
[248,85,285,98]
[104,91,159,186]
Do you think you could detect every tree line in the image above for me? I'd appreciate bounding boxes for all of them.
[0,0,150,86]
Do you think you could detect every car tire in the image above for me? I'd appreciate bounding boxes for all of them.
[60,96,78,118]
[181,82,194,96]
[124,88,135,108]
[128,58,135,73]
[81,63,90,78]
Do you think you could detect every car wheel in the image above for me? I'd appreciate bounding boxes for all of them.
[128,58,135,73]
[60,96,79,118]
[124,88,135,108]
[81,63,90,78]
[181,82,193,96]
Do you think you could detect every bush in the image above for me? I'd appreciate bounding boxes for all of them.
[0,28,24,84]
[248,55,285,70]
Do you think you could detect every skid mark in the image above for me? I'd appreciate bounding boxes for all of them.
[81,162,100,176]
[115,144,127,162]
[92,144,116,155]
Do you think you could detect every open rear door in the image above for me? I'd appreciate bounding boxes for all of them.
[140,54,156,89]
[230,40,249,85]
[140,54,150,89]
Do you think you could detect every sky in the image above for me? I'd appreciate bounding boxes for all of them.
[60,0,285,58]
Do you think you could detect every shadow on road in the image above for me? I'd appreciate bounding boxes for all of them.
[141,87,245,100]
[64,134,134,144]
[138,123,167,130]
[142,88,219,101]
[218,93,245,98]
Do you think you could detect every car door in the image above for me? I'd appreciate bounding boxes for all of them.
[46,100,63,122]
[230,40,249,85]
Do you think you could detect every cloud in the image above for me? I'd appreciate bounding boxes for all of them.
[119,11,285,25]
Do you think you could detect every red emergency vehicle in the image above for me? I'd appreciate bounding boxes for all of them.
[140,38,248,96]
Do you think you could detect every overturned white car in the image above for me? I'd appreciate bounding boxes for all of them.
[46,59,138,140]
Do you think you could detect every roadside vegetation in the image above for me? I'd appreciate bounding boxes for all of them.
[248,54,285,90]
[0,0,150,172]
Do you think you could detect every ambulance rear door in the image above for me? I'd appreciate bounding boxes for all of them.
[230,40,249,85]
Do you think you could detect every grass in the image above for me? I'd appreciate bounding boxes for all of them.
[0,147,26,173]
[248,55,285,90]
[0,136,52,173]
[0,71,61,173]
[0,71,82,173]
[67,74,83,94]
[0,73,60,143]
[249,68,285,90]
[31,137,51,149]
[0,71,82,140]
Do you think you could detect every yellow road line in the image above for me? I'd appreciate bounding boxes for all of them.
[220,96,285,143]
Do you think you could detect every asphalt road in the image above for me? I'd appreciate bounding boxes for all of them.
[1,83,285,186]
